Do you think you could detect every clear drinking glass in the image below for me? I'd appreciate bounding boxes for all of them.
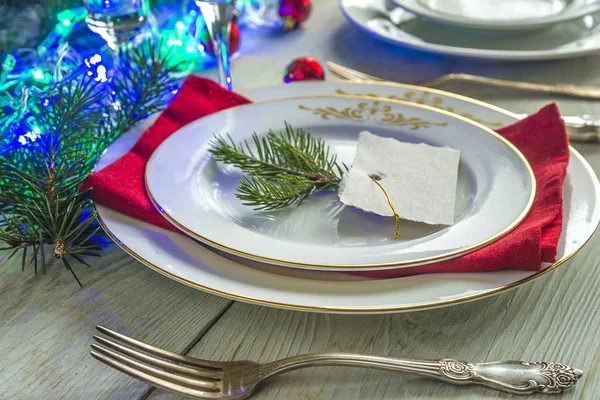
[195,0,235,90]
[83,0,157,51]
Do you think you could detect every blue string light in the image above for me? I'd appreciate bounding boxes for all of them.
[0,4,223,120]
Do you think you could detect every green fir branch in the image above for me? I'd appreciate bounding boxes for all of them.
[237,174,319,211]
[0,41,181,285]
[209,123,347,211]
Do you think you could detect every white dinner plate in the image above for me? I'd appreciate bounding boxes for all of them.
[94,80,600,313]
[341,0,600,61]
[145,95,534,271]
[390,0,600,31]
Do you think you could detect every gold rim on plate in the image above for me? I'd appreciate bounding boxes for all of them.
[94,81,600,312]
[144,94,536,270]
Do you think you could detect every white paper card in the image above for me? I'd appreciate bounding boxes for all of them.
[338,131,460,226]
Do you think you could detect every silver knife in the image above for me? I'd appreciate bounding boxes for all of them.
[514,113,600,142]
[540,114,600,143]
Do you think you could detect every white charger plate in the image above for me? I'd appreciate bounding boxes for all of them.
[341,0,600,61]
[94,80,600,313]
[390,0,600,31]
[145,95,534,271]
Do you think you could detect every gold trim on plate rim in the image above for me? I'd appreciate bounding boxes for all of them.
[144,94,537,270]
[297,100,450,128]
[93,80,600,312]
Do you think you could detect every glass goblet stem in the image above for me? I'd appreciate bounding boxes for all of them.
[197,1,235,90]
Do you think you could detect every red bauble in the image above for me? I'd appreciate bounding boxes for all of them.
[204,22,241,56]
[283,57,324,83]
[279,0,312,26]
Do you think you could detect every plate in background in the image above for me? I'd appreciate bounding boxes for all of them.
[390,0,600,31]
[341,0,600,61]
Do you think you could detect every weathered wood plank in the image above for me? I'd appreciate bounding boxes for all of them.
[145,3,600,398]
[148,224,600,400]
[0,245,232,399]
[4,0,600,399]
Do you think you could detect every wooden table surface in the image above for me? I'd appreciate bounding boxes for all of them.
[2,1,600,399]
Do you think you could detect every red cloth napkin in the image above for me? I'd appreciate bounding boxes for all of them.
[84,75,569,276]
[357,101,569,278]
[84,76,251,232]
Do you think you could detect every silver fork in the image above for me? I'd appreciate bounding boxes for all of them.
[327,61,600,100]
[327,61,600,142]
[91,325,583,399]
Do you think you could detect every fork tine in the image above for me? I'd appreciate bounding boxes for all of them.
[96,326,222,370]
[90,349,216,399]
[327,62,383,82]
[326,62,364,81]
[327,62,366,81]
[91,343,220,391]
[346,67,380,81]
[327,61,361,79]
[93,335,221,379]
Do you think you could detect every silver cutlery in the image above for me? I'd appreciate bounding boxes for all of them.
[327,61,600,142]
[327,61,600,100]
[91,325,582,399]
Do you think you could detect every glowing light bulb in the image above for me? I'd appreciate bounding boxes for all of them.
[32,69,46,81]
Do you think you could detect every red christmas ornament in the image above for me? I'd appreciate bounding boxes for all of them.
[279,0,312,30]
[284,57,324,83]
[203,22,241,56]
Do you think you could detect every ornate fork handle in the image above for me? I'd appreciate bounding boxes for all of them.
[259,354,582,395]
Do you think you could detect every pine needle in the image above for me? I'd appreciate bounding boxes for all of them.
[237,174,318,210]
[0,41,181,284]
[62,257,82,287]
[209,123,346,210]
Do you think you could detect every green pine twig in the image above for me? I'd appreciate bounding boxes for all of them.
[0,41,181,285]
[237,174,319,211]
[209,123,347,211]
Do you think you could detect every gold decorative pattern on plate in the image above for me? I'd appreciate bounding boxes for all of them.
[298,100,448,129]
[334,89,503,127]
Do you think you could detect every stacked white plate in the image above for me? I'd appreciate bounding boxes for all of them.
[341,0,600,60]
[145,95,535,271]
[95,81,600,313]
